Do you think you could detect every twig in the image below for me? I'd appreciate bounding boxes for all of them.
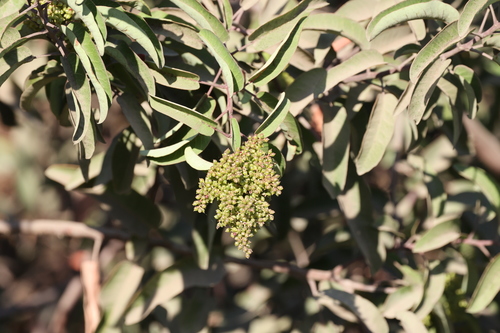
[207,68,223,97]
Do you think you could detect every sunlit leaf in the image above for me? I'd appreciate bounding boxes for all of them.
[117,94,155,149]
[467,253,500,313]
[415,261,446,318]
[230,118,241,151]
[0,45,33,87]
[412,220,461,253]
[20,60,64,111]
[458,0,500,37]
[454,164,500,212]
[149,63,200,91]
[396,311,429,333]
[184,145,213,171]
[255,93,291,138]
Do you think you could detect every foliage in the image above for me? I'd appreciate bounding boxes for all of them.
[1,0,500,332]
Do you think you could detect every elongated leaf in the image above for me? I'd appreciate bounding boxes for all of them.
[0,46,33,87]
[454,164,500,212]
[304,13,370,49]
[61,22,112,123]
[467,253,500,313]
[410,21,459,82]
[458,0,500,37]
[413,220,461,253]
[105,40,155,97]
[61,53,92,144]
[147,134,211,166]
[240,0,259,10]
[98,6,164,67]
[248,0,327,51]
[117,94,154,149]
[219,0,232,30]
[142,138,194,158]
[396,311,428,333]
[454,64,482,102]
[355,92,398,175]
[230,118,241,151]
[149,63,200,91]
[424,165,446,217]
[170,0,229,42]
[125,259,225,324]
[184,145,213,170]
[383,285,424,318]
[20,60,64,111]
[320,289,389,333]
[255,93,291,137]
[199,29,244,95]
[367,0,459,40]
[250,17,307,87]
[415,261,446,318]
[338,167,383,272]
[322,105,350,198]
[286,50,385,115]
[408,58,451,123]
[65,0,107,55]
[98,261,144,330]
[0,28,45,60]
[0,0,25,19]
[149,95,216,136]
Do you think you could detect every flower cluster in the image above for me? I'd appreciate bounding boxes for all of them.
[27,0,75,29]
[193,135,283,258]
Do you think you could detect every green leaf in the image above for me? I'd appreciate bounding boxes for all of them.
[322,105,350,198]
[382,285,424,318]
[199,29,244,95]
[107,128,141,194]
[142,137,195,158]
[286,50,385,115]
[0,28,44,60]
[367,0,459,40]
[338,167,383,272]
[355,92,398,175]
[230,118,241,151]
[98,260,144,330]
[65,0,107,55]
[20,60,64,111]
[410,21,460,82]
[117,94,154,149]
[408,58,451,124]
[424,165,447,217]
[61,21,112,123]
[415,261,446,318]
[454,164,500,212]
[458,0,500,37]
[61,53,92,144]
[0,46,33,87]
[412,220,461,253]
[125,258,225,324]
[98,6,164,67]
[467,253,500,313]
[454,63,482,102]
[219,0,233,30]
[248,0,327,52]
[105,40,155,97]
[396,311,429,333]
[170,0,229,42]
[303,13,370,49]
[319,289,389,333]
[250,17,307,87]
[46,77,71,126]
[184,145,213,171]
[255,93,291,138]
[0,0,25,19]
[149,95,216,136]
[149,63,200,91]
[147,135,211,166]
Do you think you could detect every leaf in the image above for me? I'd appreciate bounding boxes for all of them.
[240,0,259,10]
[322,105,350,199]
[199,29,244,95]
[382,285,424,318]
[250,17,307,87]
[149,64,200,91]
[20,60,64,111]
[125,259,225,324]
[424,165,447,217]
[61,53,92,144]
[319,289,389,333]
[61,22,112,123]
[454,164,500,212]
[408,58,451,124]
[184,145,213,171]
[148,135,211,166]
[454,63,482,102]
[142,137,195,158]
[355,92,398,175]
[338,166,383,272]
[65,0,107,55]
[467,253,500,313]
[286,50,385,115]
[396,311,429,333]
[98,261,144,330]
[248,0,327,52]
[108,128,141,194]
[117,94,154,149]
[303,13,369,49]
[170,0,229,42]
[230,118,241,151]
[409,21,460,82]
[105,40,155,97]
[98,6,164,67]
[219,0,233,30]
[0,0,25,19]
[367,0,459,40]
[0,46,33,87]
[412,220,461,253]
[458,0,500,37]
[149,95,217,136]
[0,28,45,60]
[415,261,446,318]
[255,93,291,137]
